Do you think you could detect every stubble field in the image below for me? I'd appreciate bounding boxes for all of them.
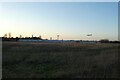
[2,41,120,78]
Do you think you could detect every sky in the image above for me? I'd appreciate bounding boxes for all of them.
[0,2,118,40]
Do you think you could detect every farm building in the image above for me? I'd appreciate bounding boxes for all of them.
[18,39,63,43]
[15,38,98,43]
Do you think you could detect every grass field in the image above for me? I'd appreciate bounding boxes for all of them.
[2,41,120,78]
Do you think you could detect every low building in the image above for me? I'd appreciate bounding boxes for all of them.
[18,39,42,42]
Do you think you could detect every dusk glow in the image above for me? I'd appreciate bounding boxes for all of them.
[2,1,120,79]
[0,2,118,40]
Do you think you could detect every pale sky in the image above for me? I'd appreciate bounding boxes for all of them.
[0,2,118,40]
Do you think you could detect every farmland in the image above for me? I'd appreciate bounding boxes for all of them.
[2,41,120,78]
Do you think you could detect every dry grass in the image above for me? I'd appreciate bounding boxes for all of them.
[2,41,120,78]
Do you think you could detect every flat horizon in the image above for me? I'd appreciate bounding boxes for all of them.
[0,2,118,41]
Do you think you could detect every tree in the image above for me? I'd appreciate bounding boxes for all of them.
[99,39,109,43]
[4,33,7,38]
[16,37,19,41]
[8,33,11,38]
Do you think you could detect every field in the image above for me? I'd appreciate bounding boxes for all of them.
[2,41,120,78]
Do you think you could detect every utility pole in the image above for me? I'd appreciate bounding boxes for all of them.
[39,35,41,39]
[20,35,22,38]
[32,35,33,38]
[50,37,52,40]
[57,35,59,40]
